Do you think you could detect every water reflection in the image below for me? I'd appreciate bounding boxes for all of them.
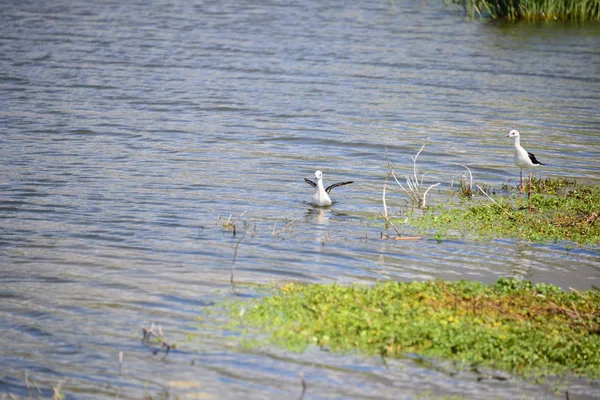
[508,245,535,281]
[305,206,330,225]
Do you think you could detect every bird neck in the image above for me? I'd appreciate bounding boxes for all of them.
[513,136,521,148]
[317,179,325,191]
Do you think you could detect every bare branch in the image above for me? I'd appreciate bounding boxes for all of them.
[231,234,246,290]
[412,142,426,184]
[476,185,515,221]
[382,173,389,218]
[422,183,441,208]
[385,139,438,209]
[379,211,403,237]
[455,163,473,190]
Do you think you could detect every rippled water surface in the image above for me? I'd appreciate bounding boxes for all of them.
[1,0,600,398]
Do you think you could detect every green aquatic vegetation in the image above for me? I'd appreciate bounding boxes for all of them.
[452,179,494,198]
[524,177,575,195]
[450,0,600,21]
[226,279,600,378]
[406,182,600,246]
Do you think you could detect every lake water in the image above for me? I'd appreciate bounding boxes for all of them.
[1,0,599,398]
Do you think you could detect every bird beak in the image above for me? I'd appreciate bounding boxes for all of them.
[504,134,510,138]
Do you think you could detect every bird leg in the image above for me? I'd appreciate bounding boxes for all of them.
[529,171,532,212]
[519,170,523,196]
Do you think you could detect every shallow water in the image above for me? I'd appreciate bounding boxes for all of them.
[1,0,599,398]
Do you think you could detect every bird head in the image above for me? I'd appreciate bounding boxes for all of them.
[314,170,323,180]
[506,129,520,139]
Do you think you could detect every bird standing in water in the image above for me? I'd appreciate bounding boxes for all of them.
[505,129,545,207]
[304,170,353,207]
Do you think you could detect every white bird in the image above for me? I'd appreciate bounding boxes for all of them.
[505,129,545,196]
[304,170,353,207]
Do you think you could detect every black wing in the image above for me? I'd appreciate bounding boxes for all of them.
[325,181,353,194]
[304,178,316,188]
[527,152,544,165]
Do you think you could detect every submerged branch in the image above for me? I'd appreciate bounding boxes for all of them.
[382,173,390,218]
[231,234,246,291]
[142,323,176,355]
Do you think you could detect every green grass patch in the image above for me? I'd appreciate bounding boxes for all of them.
[450,0,600,21]
[406,180,600,246]
[226,279,600,378]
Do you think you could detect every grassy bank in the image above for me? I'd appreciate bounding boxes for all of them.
[450,0,600,21]
[406,179,600,246]
[226,279,600,378]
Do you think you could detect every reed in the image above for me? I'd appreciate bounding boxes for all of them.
[451,0,600,21]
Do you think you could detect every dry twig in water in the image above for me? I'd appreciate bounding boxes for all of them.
[379,211,402,237]
[382,173,390,218]
[476,185,515,221]
[52,379,67,400]
[272,219,298,236]
[385,142,440,208]
[230,234,246,291]
[223,211,248,236]
[453,163,474,196]
[379,211,421,240]
[298,372,307,400]
[142,323,175,354]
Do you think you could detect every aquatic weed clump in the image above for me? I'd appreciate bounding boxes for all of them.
[407,181,600,246]
[451,0,600,21]
[229,279,600,378]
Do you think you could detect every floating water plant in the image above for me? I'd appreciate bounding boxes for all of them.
[226,279,600,379]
